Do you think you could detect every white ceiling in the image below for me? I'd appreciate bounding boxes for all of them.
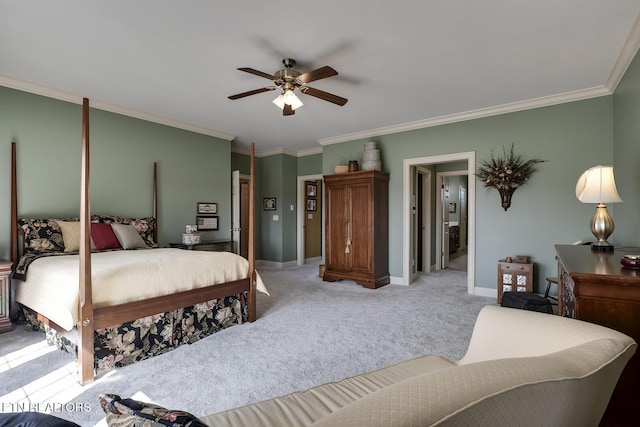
[2,1,640,156]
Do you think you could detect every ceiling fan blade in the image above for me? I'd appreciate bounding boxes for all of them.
[300,86,348,106]
[283,104,295,116]
[228,87,276,100]
[238,67,278,81]
[296,66,338,84]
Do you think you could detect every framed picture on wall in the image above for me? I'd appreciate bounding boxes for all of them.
[307,199,317,211]
[197,202,217,214]
[196,215,219,230]
[263,197,276,210]
[306,183,317,197]
[449,202,456,213]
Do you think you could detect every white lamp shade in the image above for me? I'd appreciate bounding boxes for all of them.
[575,165,623,203]
[272,90,303,110]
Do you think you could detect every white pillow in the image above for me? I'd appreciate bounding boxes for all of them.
[111,223,148,249]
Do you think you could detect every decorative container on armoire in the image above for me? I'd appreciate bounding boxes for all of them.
[323,170,389,289]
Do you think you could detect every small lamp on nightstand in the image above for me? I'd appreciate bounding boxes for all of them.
[575,165,623,251]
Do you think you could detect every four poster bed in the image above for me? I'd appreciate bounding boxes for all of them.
[10,98,262,385]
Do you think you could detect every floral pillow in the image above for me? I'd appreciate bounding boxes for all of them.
[18,218,77,253]
[99,394,208,427]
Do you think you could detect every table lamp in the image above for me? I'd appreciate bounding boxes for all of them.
[575,165,623,251]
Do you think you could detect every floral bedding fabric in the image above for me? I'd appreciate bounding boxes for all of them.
[23,292,247,374]
[99,394,208,427]
[17,217,77,253]
[14,215,157,281]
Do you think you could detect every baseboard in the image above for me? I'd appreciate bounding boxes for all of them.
[256,259,298,268]
[474,287,497,299]
[390,276,405,285]
[304,256,322,264]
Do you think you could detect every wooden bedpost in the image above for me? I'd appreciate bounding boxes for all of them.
[247,143,256,322]
[77,98,94,385]
[153,162,158,243]
[10,142,18,265]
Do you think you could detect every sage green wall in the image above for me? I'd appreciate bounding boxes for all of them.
[258,155,281,261]
[231,151,251,175]
[297,153,322,175]
[234,151,320,263]
[323,96,614,292]
[0,87,232,259]
[282,155,298,261]
[258,153,297,262]
[613,48,640,245]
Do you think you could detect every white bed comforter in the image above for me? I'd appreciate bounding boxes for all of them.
[15,248,268,331]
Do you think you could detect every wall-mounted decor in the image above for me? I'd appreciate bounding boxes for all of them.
[306,183,317,197]
[197,202,217,214]
[196,216,219,230]
[307,199,317,211]
[263,197,276,210]
[448,202,456,213]
[476,144,546,211]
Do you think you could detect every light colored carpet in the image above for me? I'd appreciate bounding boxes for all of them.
[0,263,494,425]
[448,251,468,271]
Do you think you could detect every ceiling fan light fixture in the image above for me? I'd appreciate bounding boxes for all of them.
[284,90,303,109]
[273,90,303,110]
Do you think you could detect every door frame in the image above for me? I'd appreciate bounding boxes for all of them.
[297,174,324,266]
[403,152,475,294]
[415,167,432,278]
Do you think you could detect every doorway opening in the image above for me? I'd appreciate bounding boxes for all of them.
[403,152,475,293]
[297,174,324,266]
[436,171,468,272]
[232,170,250,258]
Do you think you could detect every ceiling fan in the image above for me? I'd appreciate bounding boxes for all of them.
[228,58,348,116]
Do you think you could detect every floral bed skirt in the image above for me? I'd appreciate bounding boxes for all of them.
[23,292,247,375]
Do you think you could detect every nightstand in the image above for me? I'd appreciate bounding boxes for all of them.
[497,260,533,303]
[169,240,234,252]
[0,259,13,333]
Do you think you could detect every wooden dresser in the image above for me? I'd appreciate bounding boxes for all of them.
[0,260,12,333]
[555,244,640,426]
[323,170,389,289]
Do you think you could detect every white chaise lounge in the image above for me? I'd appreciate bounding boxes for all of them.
[200,305,636,427]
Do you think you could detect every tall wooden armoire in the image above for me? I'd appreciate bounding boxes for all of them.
[323,170,389,289]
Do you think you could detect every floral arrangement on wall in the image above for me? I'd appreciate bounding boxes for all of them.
[476,144,546,210]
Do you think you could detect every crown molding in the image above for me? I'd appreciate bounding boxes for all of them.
[296,146,323,157]
[0,75,235,141]
[318,86,611,146]
[606,11,640,92]
[231,145,322,157]
[319,14,640,147]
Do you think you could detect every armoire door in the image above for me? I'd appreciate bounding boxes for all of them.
[349,181,372,274]
[325,182,349,271]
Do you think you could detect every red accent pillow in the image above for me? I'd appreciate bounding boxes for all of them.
[91,223,122,250]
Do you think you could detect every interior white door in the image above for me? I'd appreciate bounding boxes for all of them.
[441,176,450,268]
[231,170,241,254]
[459,186,467,251]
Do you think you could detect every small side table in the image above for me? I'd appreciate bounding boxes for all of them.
[169,240,234,252]
[497,260,533,303]
[0,260,13,333]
